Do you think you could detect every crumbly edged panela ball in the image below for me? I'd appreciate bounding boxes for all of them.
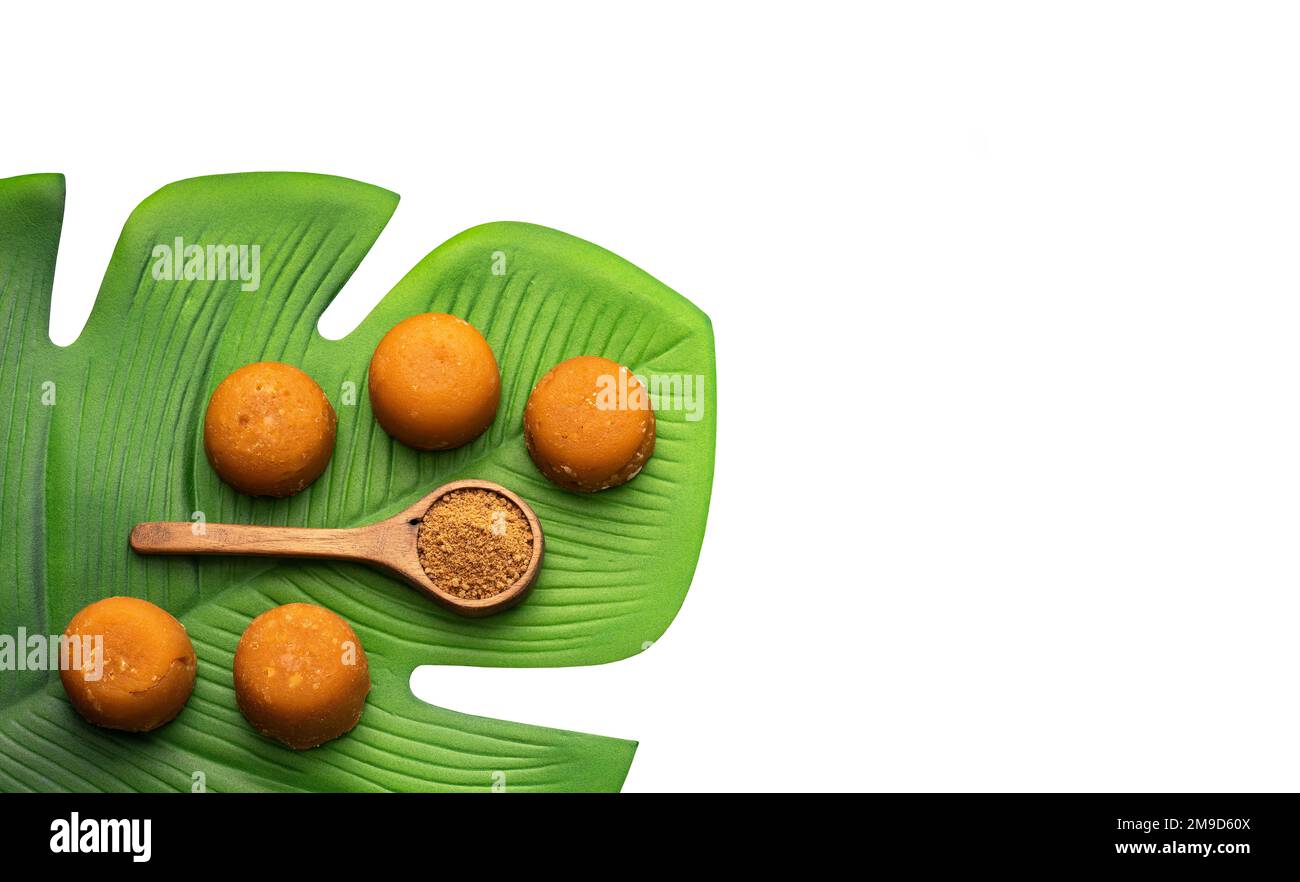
[60,596,197,733]
[233,603,369,750]
[203,361,337,497]
[523,356,655,493]
[368,312,501,450]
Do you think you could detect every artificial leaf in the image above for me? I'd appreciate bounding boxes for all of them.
[0,172,715,792]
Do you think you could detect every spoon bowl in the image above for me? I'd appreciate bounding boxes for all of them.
[129,479,544,617]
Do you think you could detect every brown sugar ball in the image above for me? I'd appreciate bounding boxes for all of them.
[60,597,197,733]
[233,603,369,750]
[368,313,501,450]
[524,356,655,492]
[203,361,337,497]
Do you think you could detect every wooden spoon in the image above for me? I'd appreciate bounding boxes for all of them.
[129,479,543,617]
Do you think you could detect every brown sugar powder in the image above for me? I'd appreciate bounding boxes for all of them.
[416,488,534,600]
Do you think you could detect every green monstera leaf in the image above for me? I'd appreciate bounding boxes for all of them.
[0,172,715,792]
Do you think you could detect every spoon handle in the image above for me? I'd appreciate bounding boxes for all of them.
[130,521,376,562]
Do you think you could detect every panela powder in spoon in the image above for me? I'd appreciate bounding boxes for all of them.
[416,488,534,599]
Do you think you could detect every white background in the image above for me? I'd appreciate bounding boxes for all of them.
[5,2,1299,791]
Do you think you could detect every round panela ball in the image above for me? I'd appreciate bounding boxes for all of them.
[368,313,501,450]
[203,361,337,497]
[60,596,197,733]
[524,355,655,492]
[233,603,369,750]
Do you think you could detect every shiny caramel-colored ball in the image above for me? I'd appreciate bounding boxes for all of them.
[233,604,369,750]
[524,356,655,492]
[60,597,197,733]
[203,362,337,497]
[368,313,500,450]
